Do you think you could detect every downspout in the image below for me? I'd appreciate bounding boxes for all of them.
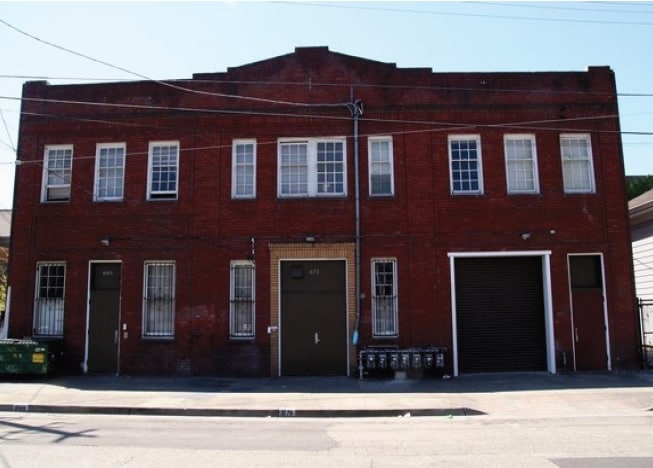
[348,95,364,345]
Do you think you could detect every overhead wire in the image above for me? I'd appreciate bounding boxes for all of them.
[0,17,349,110]
[277,1,653,26]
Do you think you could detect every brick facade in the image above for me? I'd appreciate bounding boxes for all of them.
[7,47,640,376]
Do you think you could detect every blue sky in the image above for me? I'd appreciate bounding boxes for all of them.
[1,1,652,210]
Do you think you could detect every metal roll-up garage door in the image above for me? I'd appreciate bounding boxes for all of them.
[455,256,547,373]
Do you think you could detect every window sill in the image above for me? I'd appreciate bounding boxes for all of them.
[141,336,175,342]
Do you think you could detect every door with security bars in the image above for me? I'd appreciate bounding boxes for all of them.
[280,261,347,376]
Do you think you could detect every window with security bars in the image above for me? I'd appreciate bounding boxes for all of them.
[504,135,539,194]
[278,139,346,197]
[232,140,256,198]
[148,142,179,200]
[34,263,65,336]
[143,262,175,337]
[42,145,73,202]
[95,143,125,201]
[560,134,595,193]
[369,138,394,196]
[372,259,398,337]
[230,261,255,338]
[449,136,483,194]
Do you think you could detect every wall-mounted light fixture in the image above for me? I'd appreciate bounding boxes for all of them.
[520,232,532,241]
[305,235,316,243]
[100,236,111,246]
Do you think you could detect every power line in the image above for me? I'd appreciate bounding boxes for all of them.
[0,109,15,152]
[3,75,653,99]
[0,17,349,110]
[1,110,649,169]
[278,1,653,26]
[470,1,653,16]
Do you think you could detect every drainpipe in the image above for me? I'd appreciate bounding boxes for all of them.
[348,95,364,345]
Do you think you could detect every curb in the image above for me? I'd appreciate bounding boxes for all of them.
[0,404,486,418]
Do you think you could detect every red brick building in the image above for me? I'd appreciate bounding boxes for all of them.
[7,47,640,376]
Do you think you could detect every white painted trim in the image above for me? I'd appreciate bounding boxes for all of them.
[503,133,540,195]
[370,257,399,338]
[448,134,484,195]
[94,142,126,202]
[560,133,596,194]
[277,137,348,198]
[228,260,256,339]
[449,258,459,376]
[367,136,395,197]
[231,139,257,199]
[41,144,73,203]
[146,140,180,200]
[449,251,555,376]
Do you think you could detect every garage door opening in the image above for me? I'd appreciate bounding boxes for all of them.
[450,252,554,375]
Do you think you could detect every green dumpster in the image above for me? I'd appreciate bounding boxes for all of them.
[0,339,63,375]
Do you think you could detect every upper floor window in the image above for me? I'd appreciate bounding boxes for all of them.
[230,261,255,338]
[368,137,394,196]
[94,143,125,201]
[34,262,65,337]
[142,261,175,338]
[449,135,483,195]
[278,138,346,197]
[372,258,398,337]
[147,141,179,200]
[560,134,595,193]
[504,135,539,194]
[232,140,256,199]
[42,145,73,202]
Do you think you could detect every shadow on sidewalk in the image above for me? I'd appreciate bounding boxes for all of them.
[6,370,652,395]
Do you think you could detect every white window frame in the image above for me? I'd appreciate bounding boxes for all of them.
[229,260,255,339]
[142,261,175,338]
[449,135,483,195]
[231,139,257,199]
[34,262,66,337]
[560,134,595,193]
[41,144,73,202]
[147,141,179,200]
[368,136,395,196]
[277,137,347,198]
[371,258,398,338]
[94,143,126,201]
[504,134,539,194]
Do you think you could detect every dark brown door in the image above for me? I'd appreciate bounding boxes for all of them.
[280,261,347,376]
[87,263,121,373]
[570,255,607,370]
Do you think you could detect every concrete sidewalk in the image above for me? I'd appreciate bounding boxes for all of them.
[0,371,652,418]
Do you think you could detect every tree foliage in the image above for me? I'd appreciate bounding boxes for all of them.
[627,176,653,201]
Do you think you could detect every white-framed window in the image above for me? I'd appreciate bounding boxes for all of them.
[94,143,126,201]
[449,135,483,195]
[504,134,539,194]
[143,262,175,338]
[232,139,256,199]
[560,134,595,193]
[147,141,179,200]
[229,261,255,338]
[278,138,347,197]
[41,145,73,202]
[372,258,398,337]
[368,137,394,196]
[34,262,65,336]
